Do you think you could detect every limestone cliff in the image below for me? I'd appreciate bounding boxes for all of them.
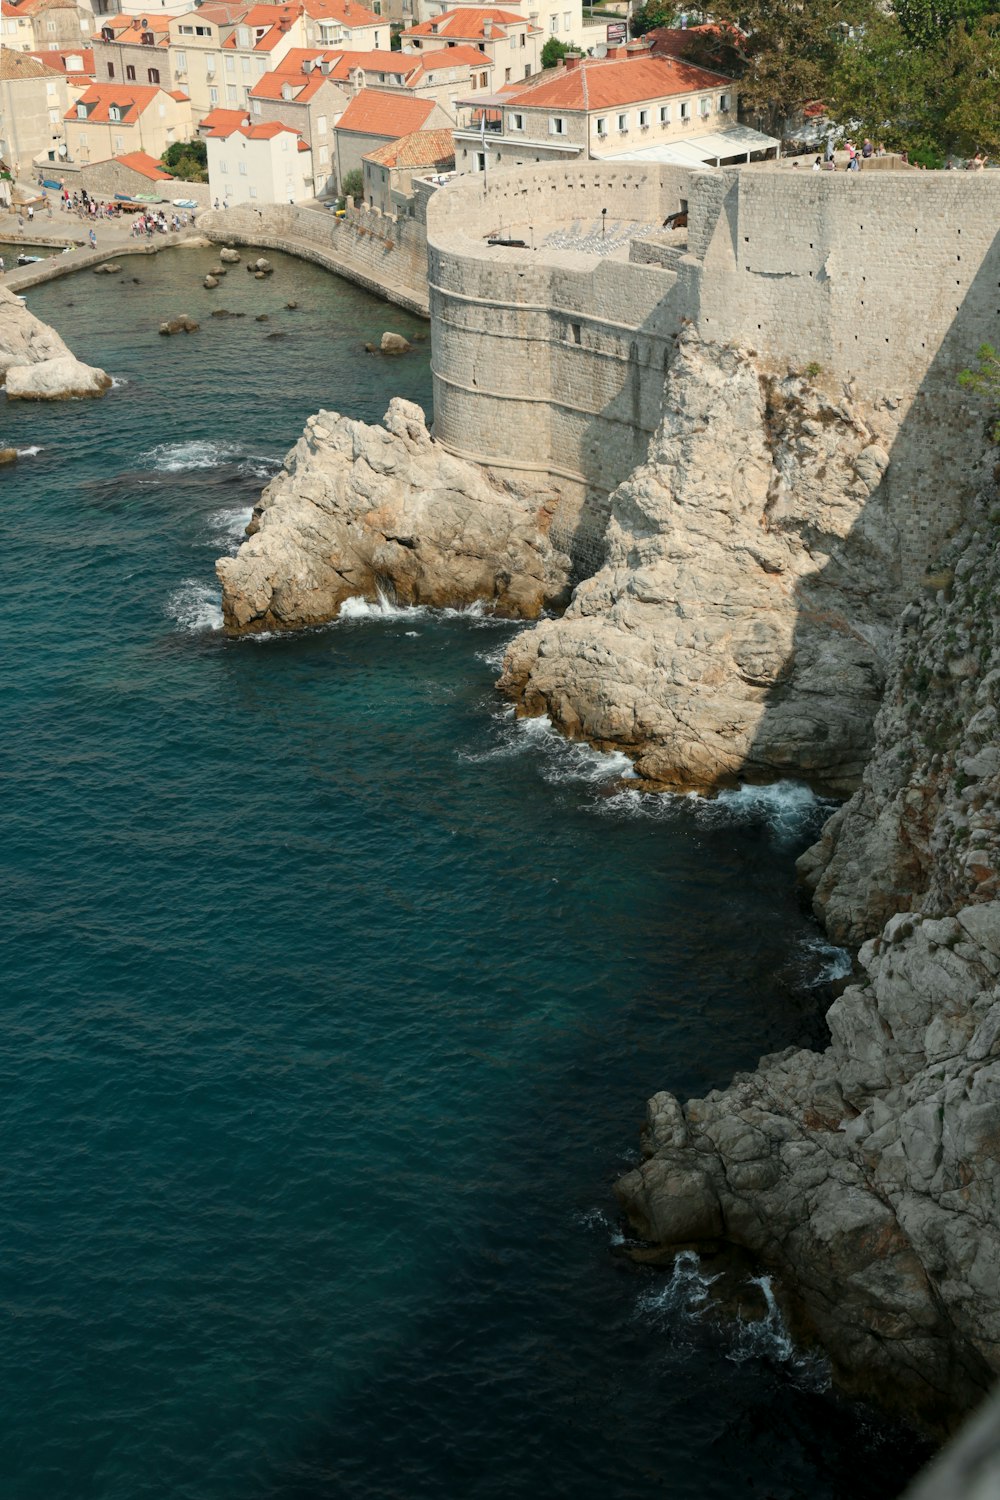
[498,333,911,796]
[616,488,1000,1431]
[0,287,111,399]
[216,398,572,634]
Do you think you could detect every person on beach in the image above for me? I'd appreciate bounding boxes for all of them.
[88,228,96,249]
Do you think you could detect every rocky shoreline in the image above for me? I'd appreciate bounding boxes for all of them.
[216,332,1000,1435]
[0,286,111,399]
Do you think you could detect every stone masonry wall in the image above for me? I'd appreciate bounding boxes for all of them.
[427,162,1000,585]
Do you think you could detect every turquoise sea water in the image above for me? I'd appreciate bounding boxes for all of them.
[2,250,926,1500]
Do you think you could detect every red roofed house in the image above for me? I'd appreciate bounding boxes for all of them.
[93,15,177,94]
[401,8,541,84]
[201,107,314,203]
[453,46,741,172]
[65,81,194,162]
[362,124,453,212]
[333,85,450,188]
[248,45,492,193]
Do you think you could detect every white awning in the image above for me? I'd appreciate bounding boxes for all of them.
[603,124,779,168]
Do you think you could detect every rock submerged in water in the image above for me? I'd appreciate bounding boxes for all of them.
[159,314,199,335]
[380,331,410,355]
[203,274,219,289]
[219,247,241,264]
[93,262,121,275]
[0,446,17,465]
[216,397,572,634]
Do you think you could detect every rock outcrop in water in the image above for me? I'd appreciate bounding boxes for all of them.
[616,486,1000,1431]
[499,334,905,795]
[0,287,111,400]
[217,398,572,634]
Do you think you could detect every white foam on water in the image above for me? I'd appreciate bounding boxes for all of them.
[110,375,128,389]
[574,1206,625,1246]
[475,642,509,671]
[463,709,636,788]
[638,1250,721,1324]
[337,590,428,622]
[166,579,223,633]
[207,505,253,549]
[728,1275,830,1391]
[596,779,835,842]
[15,444,43,457]
[799,932,853,986]
[141,438,275,474]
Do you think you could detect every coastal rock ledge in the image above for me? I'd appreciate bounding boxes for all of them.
[217,399,572,634]
[0,288,111,400]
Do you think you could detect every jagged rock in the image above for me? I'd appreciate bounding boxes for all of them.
[617,483,1000,1431]
[5,354,112,400]
[206,265,226,277]
[248,258,272,275]
[216,398,572,634]
[253,271,267,280]
[0,446,17,465]
[498,332,904,795]
[219,247,241,264]
[285,301,298,310]
[92,262,121,275]
[203,274,219,289]
[380,331,411,355]
[255,314,269,322]
[159,315,199,335]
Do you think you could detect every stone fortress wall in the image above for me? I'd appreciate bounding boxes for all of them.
[426,163,1000,579]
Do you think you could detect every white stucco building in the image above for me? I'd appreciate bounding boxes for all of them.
[202,106,313,202]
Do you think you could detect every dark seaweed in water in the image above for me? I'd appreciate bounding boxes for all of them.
[0,249,927,1500]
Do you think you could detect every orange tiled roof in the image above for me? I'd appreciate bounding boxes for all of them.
[64,82,163,121]
[114,149,172,179]
[96,14,171,45]
[335,87,438,136]
[2,0,80,15]
[364,125,454,169]
[403,7,532,41]
[0,48,57,79]
[201,107,305,144]
[250,47,408,100]
[503,53,732,111]
[28,47,95,74]
[408,45,493,73]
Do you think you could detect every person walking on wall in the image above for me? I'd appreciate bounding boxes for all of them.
[88,228,96,249]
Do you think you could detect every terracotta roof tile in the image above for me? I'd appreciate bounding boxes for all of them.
[64,82,164,122]
[335,87,437,136]
[0,49,57,79]
[503,53,732,111]
[28,47,95,75]
[114,149,172,179]
[403,7,532,40]
[363,125,454,168]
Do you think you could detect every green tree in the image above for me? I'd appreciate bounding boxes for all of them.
[160,139,208,182]
[630,1,677,36]
[894,0,994,46]
[541,36,570,66]
[341,168,364,200]
[959,343,1000,441]
[692,0,879,131]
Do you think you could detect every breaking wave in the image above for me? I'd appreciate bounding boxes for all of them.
[597,778,836,844]
[798,932,853,986]
[166,579,223,633]
[207,505,253,549]
[638,1252,830,1391]
[15,444,43,457]
[141,438,278,475]
[463,709,635,786]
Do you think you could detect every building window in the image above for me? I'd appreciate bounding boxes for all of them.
[219,159,228,172]
[238,159,247,174]
[209,85,219,103]
[505,66,510,81]
[639,108,648,127]
[595,116,606,136]
[680,101,689,120]
[225,55,235,74]
[659,104,670,124]
[480,70,487,86]
[317,113,327,134]
[719,92,730,111]
[114,133,124,150]
[511,111,523,131]
[126,64,135,80]
[318,143,328,163]
[107,61,114,76]
[549,114,564,135]
[617,112,628,132]
[109,104,121,120]
[196,24,209,34]
[520,31,525,45]
[699,95,711,117]
[549,13,557,30]
[563,10,570,27]
[252,97,260,114]
[175,49,186,69]
[179,23,193,32]
[227,84,237,103]
[148,67,160,83]
[249,186,257,197]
